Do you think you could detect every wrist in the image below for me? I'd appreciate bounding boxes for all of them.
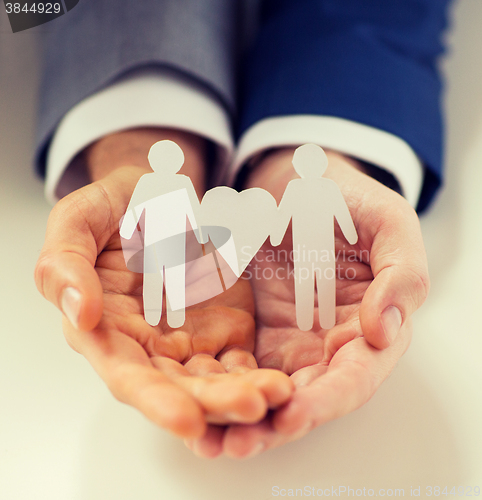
[244,148,365,203]
[84,127,208,196]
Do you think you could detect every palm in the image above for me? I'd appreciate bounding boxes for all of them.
[191,150,421,457]
[252,231,372,380]
[189,207,381,456]
[96,237,256,369]
[55,166,293,438]
[225,226,410,456]
[246,153,375,381]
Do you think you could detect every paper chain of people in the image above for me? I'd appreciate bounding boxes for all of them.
[120,141,358,331]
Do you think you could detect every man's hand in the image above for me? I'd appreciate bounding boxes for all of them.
[35,129,294,440]
[186,148,429,457]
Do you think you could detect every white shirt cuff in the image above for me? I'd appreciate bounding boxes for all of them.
[233,116,423,208]
[45,68,234,204]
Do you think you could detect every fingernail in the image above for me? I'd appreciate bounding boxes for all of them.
[244,442,265,458]
[61,287,82,329]
[381,306,402,344]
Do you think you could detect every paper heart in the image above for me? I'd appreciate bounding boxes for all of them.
[200,186,278,275]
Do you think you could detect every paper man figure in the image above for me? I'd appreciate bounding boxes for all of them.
[271,144,358,331]
[120,140,206,328]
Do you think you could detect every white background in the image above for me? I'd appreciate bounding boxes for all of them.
[1,1,481,498]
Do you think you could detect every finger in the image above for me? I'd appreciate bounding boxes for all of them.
[289,364,328,388]
[35,169,137,331]
[152,357,267,424]
[185,353,292,415]
[35,249,104,332]
[359,198,429,349]
[273,326,411,435]
[185,350,294,416]
[222,420,282,459]
[218,348,295,408]
[217,346,258,373]
[35,191,105,331]
[240,370,295,409]
[222,404,320,459]
[185,425,225,459]
[67,324,206,438]
[184,353,227,376]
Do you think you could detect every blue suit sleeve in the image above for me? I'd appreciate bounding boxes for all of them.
[239,0,452,212]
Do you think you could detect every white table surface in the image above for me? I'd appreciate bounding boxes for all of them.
[1,2,481,498]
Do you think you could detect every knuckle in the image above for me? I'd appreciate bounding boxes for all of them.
[49,193,81,222]
[416,268,431,301]
[51,188,99,231]
[406,265,431,307]
[34,252,54,296]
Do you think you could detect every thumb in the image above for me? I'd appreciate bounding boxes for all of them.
[35,182,122,331]
[35,248,103,332]
[359,204,430,350]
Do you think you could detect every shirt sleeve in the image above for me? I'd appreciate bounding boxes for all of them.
[45,67,234,204]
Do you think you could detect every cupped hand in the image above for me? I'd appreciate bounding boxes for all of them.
[186,148,429,457]
[35,131,294,441]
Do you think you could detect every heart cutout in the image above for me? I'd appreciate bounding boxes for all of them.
[200,186,278,275]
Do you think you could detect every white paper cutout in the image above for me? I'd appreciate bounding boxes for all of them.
[120,140,207,328]
[271,144,358,330]
[200,186,278,275]
[120,141,358,331]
